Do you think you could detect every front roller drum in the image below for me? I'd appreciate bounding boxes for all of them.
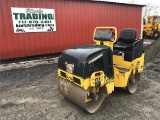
[58,78,107,113]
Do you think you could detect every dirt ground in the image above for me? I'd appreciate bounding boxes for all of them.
[0,51,160,120]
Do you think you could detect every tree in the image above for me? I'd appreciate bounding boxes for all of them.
[128,0,135,4]
[143,4,160,18]
[128,0,160,17]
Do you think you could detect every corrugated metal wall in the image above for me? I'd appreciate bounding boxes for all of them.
[0,0,142,60]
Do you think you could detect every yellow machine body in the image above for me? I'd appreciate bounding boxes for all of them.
[58,26,144,113]
[143,16,160,39]
[113,53,144,87]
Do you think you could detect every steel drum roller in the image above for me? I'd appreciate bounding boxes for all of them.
[58,78,107,113]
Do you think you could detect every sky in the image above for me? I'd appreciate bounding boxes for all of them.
[96,0,160,6]
[95,0,160,15]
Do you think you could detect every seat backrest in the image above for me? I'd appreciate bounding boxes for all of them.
[94,30,114,41]
[118,28,137,45]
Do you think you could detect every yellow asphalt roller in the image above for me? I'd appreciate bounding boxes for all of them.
[58,27,144,113]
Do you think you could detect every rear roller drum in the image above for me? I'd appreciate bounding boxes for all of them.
[58,78,107,113]
[126,73,140,93]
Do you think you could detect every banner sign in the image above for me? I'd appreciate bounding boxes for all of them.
[11,7,56,33]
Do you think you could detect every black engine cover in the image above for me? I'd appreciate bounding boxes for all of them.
[58,45,114,79]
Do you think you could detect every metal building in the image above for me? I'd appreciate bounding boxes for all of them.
[0,0,144,60]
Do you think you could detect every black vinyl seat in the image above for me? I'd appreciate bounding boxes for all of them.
[113,28,143,61]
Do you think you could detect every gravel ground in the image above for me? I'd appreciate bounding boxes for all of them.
[0,50,160,120]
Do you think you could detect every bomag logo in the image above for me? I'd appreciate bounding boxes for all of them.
[88,54,103,64]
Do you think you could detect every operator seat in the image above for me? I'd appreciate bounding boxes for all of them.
[113,28,143,61]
